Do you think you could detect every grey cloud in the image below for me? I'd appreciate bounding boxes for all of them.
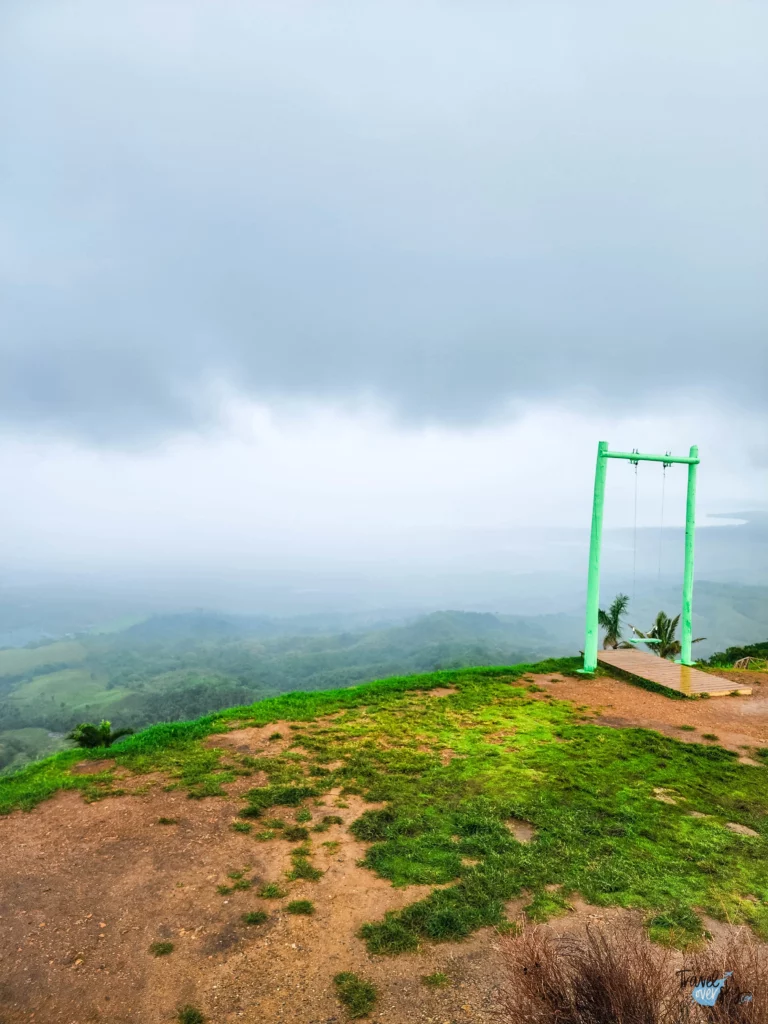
[1,0,767,442]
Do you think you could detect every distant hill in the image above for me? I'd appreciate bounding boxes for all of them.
[1,580,767,774]
[0,609,573,771]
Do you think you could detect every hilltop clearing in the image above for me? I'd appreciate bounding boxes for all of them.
[0,612,574,771]
[0,659,767,1023]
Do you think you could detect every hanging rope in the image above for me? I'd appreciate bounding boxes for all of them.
[657,451,670,586]
[632,451,639,605]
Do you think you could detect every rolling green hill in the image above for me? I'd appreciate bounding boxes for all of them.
[0,611,571,771]
[0,639,87,677]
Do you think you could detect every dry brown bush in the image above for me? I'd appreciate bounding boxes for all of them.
[501,923,768,1024]
[681,932,768,1024]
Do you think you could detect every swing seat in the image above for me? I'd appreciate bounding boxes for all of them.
[626,637,661,644]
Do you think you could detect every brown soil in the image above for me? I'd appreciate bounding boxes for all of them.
[0,773,534,1024]
[536,672,768,761]
[1,674,765,1024]
[506,819,536,843]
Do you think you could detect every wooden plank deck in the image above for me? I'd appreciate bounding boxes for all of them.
[597,648,751,697]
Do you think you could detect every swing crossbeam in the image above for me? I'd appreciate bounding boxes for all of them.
[580,441,699,675]
[604,451,699,466]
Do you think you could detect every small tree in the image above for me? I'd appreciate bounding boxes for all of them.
[68,720,134,749]
[630,611,705,661]
[598,594,630,649]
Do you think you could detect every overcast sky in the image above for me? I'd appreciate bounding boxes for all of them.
[1,1,766,573]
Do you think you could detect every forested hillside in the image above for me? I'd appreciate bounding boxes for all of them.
[0,610,574,771]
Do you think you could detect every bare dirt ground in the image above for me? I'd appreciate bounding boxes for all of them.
[539,670,768,763]
[1,676,766,1024]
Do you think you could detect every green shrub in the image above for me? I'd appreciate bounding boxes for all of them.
[287,900,315,915]
[422,971,449,987]
[149,941,174,956]
[68,720,134,749]
[334,972,378,1018]
[283,825,309,841]
[177,1007,205,1024]
[259,883,287,898]
[242,911,268,925]
[288,855,323,881]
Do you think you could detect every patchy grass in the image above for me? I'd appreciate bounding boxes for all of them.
[148,941,174,956]
[422,971,450,988]
[287,899,315,915]
[647,905,708,949]
[313,814,344,833]
[242,911,269,925]
[283,825,310,841]
[2,656,767,956]
[701,733,720,742]
[677,725,696,732]
[334,972,378,1019]
[177,1008,205,1024]
[217,870,252,895]
[231,820,252,833]
[157,817,178,825]
[287,853,323,882]
[259,883,287,899]
[0,661,577,814]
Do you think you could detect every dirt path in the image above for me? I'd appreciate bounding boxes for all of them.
[538,670,768,762]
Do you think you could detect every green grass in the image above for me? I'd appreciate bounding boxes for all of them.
[422,971,450,988]
[677,725,696,732]
[158,817,178,825]
[148,941,174,956]
[334,972,378,1018]
[0,640,87,676]
[287,854,323,881]
[2,656,767,955]
[242,910,269,925]
[258,883,287,898]
[7,667,127,720]
[0,661,570,814]
[177,1007,205,1024]
[283,825,310,841]
[287,899,315,914]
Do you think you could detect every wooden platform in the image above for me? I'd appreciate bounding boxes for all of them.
[597,648,751,697]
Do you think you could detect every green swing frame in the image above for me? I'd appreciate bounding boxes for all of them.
[579,442,699,673]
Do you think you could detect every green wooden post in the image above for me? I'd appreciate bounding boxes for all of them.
[679,445,698,666]
[580,441,608,673]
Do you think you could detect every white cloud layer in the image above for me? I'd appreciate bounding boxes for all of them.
[2,396,764,571]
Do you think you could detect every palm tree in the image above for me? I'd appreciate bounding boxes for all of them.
[598,593,630,649]
[629,611,705,660]
[68,720,134,749]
